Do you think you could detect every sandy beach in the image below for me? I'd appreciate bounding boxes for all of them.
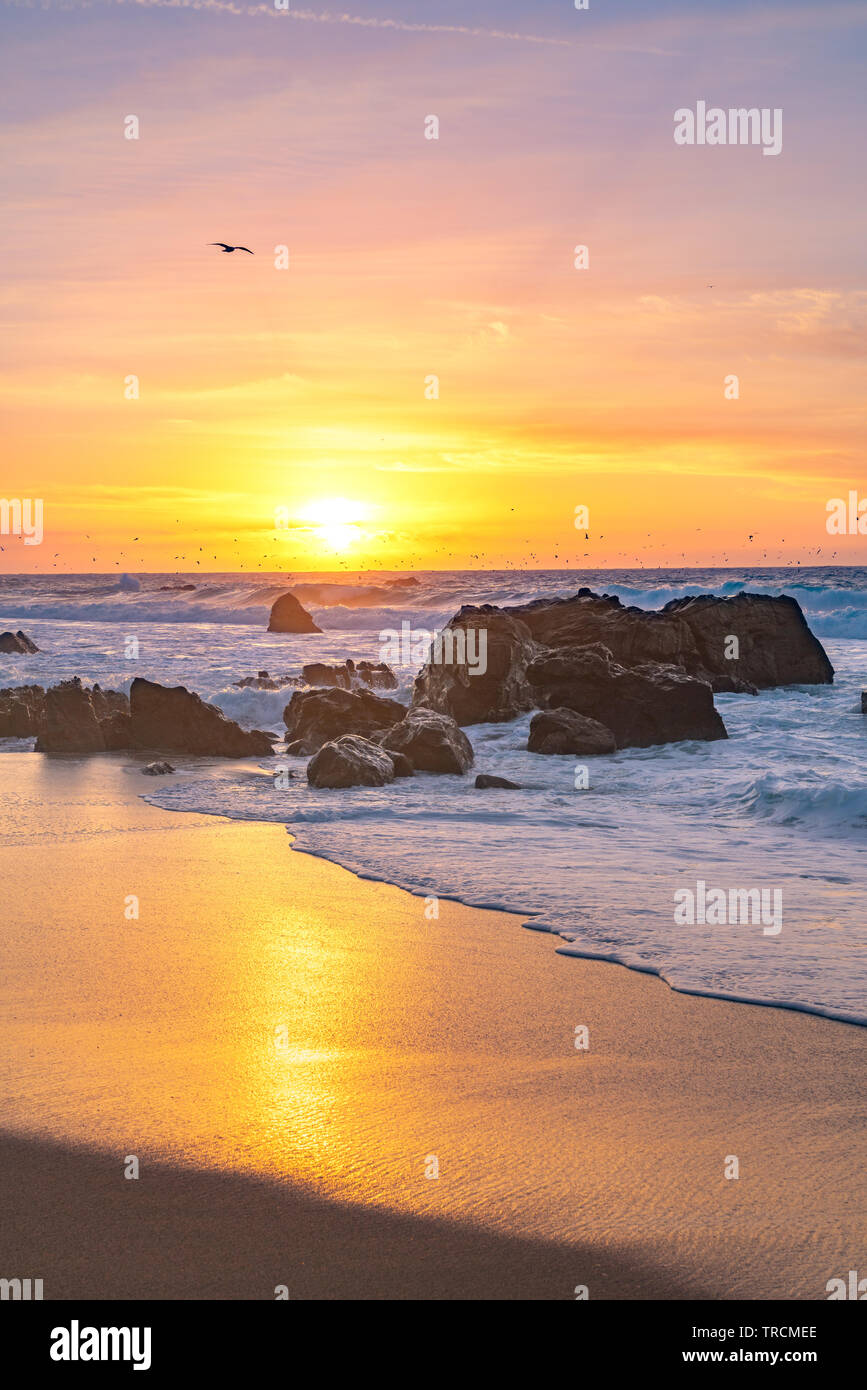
[0,751,864,1299]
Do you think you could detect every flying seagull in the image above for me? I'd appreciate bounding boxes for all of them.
[209,242,253,254]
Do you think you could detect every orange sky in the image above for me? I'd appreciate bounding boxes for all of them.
[1,0,865,572]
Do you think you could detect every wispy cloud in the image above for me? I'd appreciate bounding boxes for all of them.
[3,0,682,53]
[5,0,573,46]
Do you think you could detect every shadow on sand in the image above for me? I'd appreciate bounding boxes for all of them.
[1,1130,718,1301]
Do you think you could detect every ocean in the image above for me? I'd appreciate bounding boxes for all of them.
[2,566,865,1026]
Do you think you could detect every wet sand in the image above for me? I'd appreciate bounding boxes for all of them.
[0,753,865,1299]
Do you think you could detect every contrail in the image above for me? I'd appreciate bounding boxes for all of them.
[5,0,577,46]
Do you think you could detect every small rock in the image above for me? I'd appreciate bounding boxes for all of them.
[0,630,39,654]
[233,672,299,690]
[355,661,398,691]
[141,761,175,776]
[286,738,317,756]
[307,734,396,788]
[528,707,617,756]
[301,659,398,692]
[475,774,522,789]
[267,591,322,634]
[381,707,474,774]
[284,686,406,751]
[302,661,353,690]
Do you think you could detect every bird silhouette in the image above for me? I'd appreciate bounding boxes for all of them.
[209,243,253,254]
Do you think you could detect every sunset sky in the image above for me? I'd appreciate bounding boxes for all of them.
[1,0,865,572]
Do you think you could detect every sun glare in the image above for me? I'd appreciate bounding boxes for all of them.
[316,523,357,551]
[300,497,366,553]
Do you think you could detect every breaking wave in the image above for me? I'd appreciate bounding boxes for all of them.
[1,566,866,637]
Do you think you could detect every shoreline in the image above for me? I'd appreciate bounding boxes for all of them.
[1,753,865,1298]
[291,837,867,1032]
[143,791,867,1034]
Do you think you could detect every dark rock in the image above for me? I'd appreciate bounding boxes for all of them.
[13,679,130,750]
[286,738,318,757]
[0,684,46,737]
[386,750,414,778]
[235,674,278,690]
[356,661,398,691]
[412,605,537,725]
[527,707,617,756]
[302,659,398,692]
[34,678,111,753]
[0,630,39,654]
[158,584,196,591]
[475,773,522,789]
[661,592,834,688]
[302,661,353,690]
[381,708,474,774]
[130,678,274,757]
[91,685,130,721]
[24,677,274,758]
[234,672,299,690]
[284,686,406,752]
[513,590,676,661]
[101,712,133,750]
[862,691,867,713]
[706,671,759,696]
[307,734,395,789]
[141,761,175,775]
[509,590,752,691]
[511,589,828,692]
[267,591,322,634]
[526,645,727,749]
[510,589,830,691]
[408,587,828,749]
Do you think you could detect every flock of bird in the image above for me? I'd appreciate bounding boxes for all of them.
[1,521,841,573]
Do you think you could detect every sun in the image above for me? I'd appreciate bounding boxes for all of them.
[299,497,366,553]
[316,522,357,552]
